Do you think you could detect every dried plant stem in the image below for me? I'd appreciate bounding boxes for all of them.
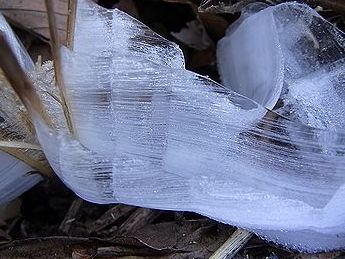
[59,198,83,234]
[66,0,77,49]
[1,147,51,176]
[0,33,52,127]
[209,229,253,259]
[0,141,42,150]
[45,0,75,135]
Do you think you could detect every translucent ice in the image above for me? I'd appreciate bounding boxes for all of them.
[217,2,345,250]
[218,3,345,130]
[22,0,345,252]
[217,3,284,109]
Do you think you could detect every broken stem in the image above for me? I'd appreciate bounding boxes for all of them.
[66,0,77,49]
[209,229,253,259]
[0,141,42,151]
[45,0,76,136]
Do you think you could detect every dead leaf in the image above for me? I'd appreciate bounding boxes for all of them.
[188,45,216,69]
[0,199,21,223]
[129,219,234,257]
[0,0,68,43]
[115,0,140,19]
[199,12,229,40]
[0,236,176,258]
[171,19,212,50]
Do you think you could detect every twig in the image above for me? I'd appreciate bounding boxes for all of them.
[45,0,75,135]
[209,229,253,259]
[89,204,135,233]
[59,198,83,235]
[118,208,159,235]
[66,0,77,49]
[0,141,42,150]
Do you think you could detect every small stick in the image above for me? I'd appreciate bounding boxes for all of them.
[118,208,159,235]
[0,141,42,150]
[45,0,75,135]
[209,229,253,259]
[59,198,83,235]
[0,33,52,127]
[89,204,135,233]
[66,0,77,49]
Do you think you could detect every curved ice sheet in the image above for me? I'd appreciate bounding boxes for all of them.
[218,3,345,131]
[217,4,284,109]
[217,3,345,250]
[32,0,345,251]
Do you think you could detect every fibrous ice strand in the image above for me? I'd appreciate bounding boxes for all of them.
[217,2,345,250]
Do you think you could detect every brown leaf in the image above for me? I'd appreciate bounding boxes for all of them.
[171,19,213,50]
[199,12,229,41]
[0,0,68,43]
[0,236,176,258]
[130,219,234,257]
[115,0,140,19]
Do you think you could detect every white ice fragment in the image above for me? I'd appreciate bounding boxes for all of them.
[218,3,345,130]
[217,5,284,109]
[217,2,345,250]
[31,0,345,252]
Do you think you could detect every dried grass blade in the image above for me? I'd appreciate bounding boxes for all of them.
[66,0,77,49]
[0,141,42,150]
[45,0,75,135]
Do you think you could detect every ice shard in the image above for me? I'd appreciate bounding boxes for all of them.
[28,0,345,251]
[218,3,345,130]
[217,2,345,250]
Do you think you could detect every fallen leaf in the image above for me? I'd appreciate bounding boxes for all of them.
[171,19,212,50]
[0,0,68,43]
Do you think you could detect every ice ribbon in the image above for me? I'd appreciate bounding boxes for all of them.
[218,2,345,250]
[24,0,345,252]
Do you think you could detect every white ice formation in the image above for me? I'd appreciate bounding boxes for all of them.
[217,2,345,251]
[1,0,345,252]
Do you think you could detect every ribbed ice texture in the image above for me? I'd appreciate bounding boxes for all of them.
[0,13,44,205]
[217,3,345,250]
[32,0,345,252]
